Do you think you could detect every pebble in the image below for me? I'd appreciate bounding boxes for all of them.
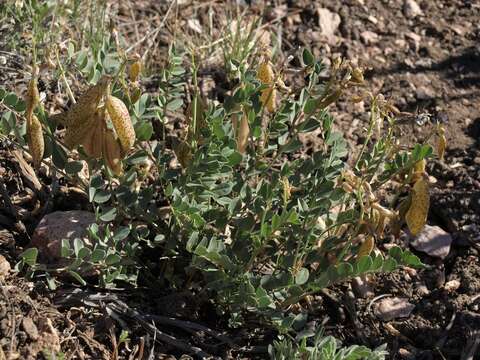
[0,255,10,278]
[30,210,96,262]
[317,8,341,45]
[403,0,423,18]
[360,30,379,45]
[375,297,415,321]
[444,279,461,292]
[411,225,452,259]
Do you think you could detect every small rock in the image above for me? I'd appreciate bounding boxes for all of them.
[317,8,341,45]
[444,279,461,292]
[30,211,96,262]
[0,255,10,278]
[403,0,423,18]
[22,317,39,340]
[416,86,435,100]
[352,276,374,298]
[375,297,415,321]
[416,283,430,296]
[360,30,379,45]
[411,225,452,259]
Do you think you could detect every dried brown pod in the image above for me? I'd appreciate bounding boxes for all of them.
[105,95,135,154]
[257,61,277,113]
[25,77,40,121]
[358,235,374,257]
[174,140,193,168]
[26,114,44,169]
[102,128,123,175]
[50,75,111,127]
[236,113,250,154]
[82,109,105,158]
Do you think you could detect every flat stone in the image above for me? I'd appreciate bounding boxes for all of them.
[403,0,423,18]
[375,297,415,321]
[411,225,452,259]
[0,255,10,278]
[360,30,379,45]
[317,8,341,44]
[30,210,96,262]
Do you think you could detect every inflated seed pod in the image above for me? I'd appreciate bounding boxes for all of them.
[50,75,111,127]
[128,60,142,82]
[257,61,277,113]
[27,114,44,169]
[236,113,250,154]
[174,140,193,168]
[105,95,135,154]
[25,77,40,121]
[405,177,430,236]
[64,114,98,149]
[82,110,105,158]
[102,128,123,175]
[358,235,374,257]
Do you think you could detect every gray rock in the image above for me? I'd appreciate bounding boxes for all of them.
[360,30,379,45]
[411,225,452,259]
[403,0,423,18]
[375,297,415,321]
[317,8,341,44]
[30,210,96,262]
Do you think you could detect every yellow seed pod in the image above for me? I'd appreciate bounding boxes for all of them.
[405,177,430,236]
[130,83,142,104]
[437,126,446,160]
[358,235,375,257]
[260,87,277,113]
[257,62,274,84]
[27,114,44,169]
[102,129,123,175]
[105,95,135,154]
[412,159,426,183]
[128,60,142,82]
[25,77,40,121]
[50,75,110,127]
[174,140,193,168]
[236,113,250,154]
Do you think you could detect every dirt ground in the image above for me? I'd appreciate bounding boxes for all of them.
[1,1,479,359]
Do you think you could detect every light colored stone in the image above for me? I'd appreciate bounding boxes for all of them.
[375,297,415,321]
[352,276,374,298]
[411,225,452,259]
[0,255,10,277]
[444,279,461,292]
[317,8,341,44]
[30,210,96,262]
[403,0,423,18]
[360,30,379,44]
